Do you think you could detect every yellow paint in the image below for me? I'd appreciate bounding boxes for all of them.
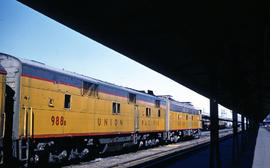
[151,148,161,151]
[19,76,166,137]
[167,144,180,147]
[0,74,6,138]
[169,109,201,130]
[18,76,201,138]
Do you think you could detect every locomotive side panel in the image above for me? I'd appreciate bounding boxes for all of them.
[193,114,199,129]
[20,63,168,139]
[63,94,96,135]
[169,102,201,132]
[169,111,175,130]
[191,114,195,129]
[20,75,69,137]
[137,101,165,133]
[170,111,190,130]
[183,113,188,129]
[0,72,6,139]
[93,94,133,134]
[138,102,154,132]
[156,107,165,132]
[180,112,185,129]
[20,73,136,138]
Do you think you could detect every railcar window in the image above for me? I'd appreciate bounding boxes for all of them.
[117,103,120,113]
[155,100,160,108]
[186,115,188,120]
[158,109,161,117]
[113,102,120,114]
[129,93,136,103]
[146,108,151,117]
[192,116,193,120]
[113,103,116,113]
[64,94,71,109]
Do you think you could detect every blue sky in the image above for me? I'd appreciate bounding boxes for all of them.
[0,1,234,118]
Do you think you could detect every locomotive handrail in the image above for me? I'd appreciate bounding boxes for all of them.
[23,106,27,137]
[29,107,33,138]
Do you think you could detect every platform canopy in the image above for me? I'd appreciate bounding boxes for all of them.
[19,1,270,122]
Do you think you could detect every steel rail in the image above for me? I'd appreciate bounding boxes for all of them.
[110,131,233,168]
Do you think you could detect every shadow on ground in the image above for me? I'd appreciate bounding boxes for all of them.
[153,126,259,168]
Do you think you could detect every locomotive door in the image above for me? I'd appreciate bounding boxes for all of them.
[23,106,33,138]
[22,79,33,139]
[134,105,139,132]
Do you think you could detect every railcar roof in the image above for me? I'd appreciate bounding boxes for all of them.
[0,64,6,73]
[3,54,162,100]
[169,98,196,110]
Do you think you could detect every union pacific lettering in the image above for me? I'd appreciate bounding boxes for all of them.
[97,118,124,127]
[141,119,159,126]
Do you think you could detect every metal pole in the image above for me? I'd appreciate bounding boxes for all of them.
[233,110,237,135]
[244,117,247,131]
[241,115,246,152]
[232,110,239,162]
[241,115,245,132]
[210,98,220,168]
[246,118,249,130]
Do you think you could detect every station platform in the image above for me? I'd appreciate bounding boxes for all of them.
[252,127,270,168]
[159,126,267,168]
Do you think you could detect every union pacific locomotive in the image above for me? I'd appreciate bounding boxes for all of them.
[0,53,201,166]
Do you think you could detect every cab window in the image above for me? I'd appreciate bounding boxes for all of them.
[64,94,71,109]
[146,108,151,117]
[113,102,120,114]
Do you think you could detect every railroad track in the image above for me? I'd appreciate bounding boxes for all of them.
[201,128,233,136]
[111,131,233,168]
[65,129,233,168]
[111,141,211,168]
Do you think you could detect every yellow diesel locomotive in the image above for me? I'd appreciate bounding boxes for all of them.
[0,53,201,165]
